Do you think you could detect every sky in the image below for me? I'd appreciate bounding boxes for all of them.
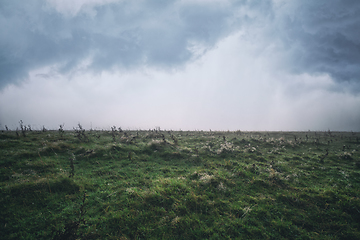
[0,0,360,131]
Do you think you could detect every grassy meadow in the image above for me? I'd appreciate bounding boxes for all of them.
[0,126,360,239]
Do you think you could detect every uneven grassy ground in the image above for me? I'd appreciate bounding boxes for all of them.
[0,129,360,239]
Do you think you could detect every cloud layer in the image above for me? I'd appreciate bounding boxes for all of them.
[0,0,241,88]
[268,0,360,91]
[2,0,359,91]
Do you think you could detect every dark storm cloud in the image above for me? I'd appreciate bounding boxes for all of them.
[0,0,248,89]
[1,0,360,91]
[0,0,91,88]
[271,0,360,89]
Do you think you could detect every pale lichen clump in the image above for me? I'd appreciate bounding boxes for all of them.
[217,181,226,191]
[216,141,239,154]
[179,146,192,153]
[199,172,213,183]
[148,139,163,146]
[125,187,136,194]
[171,216,181,226]
[338,152,352,159]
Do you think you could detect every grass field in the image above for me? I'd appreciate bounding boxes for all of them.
[1,127,360,239]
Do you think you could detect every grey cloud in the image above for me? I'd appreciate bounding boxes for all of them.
[0,0,91,87]
[270,0,360,90]
[0,0,248,89]
[1,0,359,92]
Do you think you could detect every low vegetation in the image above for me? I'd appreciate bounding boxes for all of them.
[0,124,359,239]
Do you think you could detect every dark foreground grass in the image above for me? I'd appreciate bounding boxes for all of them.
[0,129,360,239]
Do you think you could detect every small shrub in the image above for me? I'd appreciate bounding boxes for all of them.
[19,120,26,137]
[74,123,88,142]
[52,193,97,240]
[59,124,65,137]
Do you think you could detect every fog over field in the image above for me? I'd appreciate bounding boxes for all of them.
[1,0,360,131]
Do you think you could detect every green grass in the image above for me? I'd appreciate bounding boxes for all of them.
[0,129,359,239]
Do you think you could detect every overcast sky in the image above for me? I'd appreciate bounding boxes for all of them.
[1,0,360,131]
